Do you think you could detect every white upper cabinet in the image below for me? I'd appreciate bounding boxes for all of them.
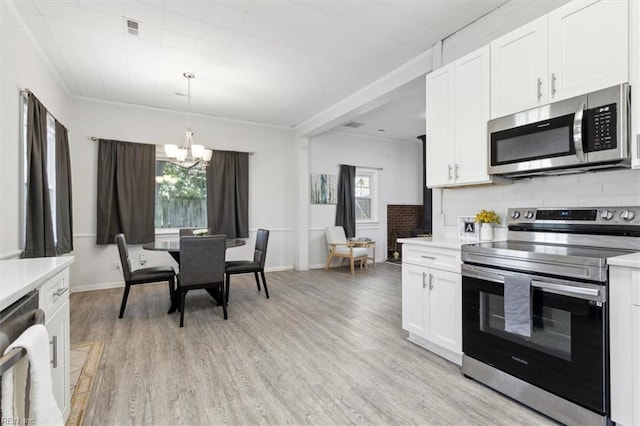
[453,47,491,185]
[490,16,548,119]
[491,0,629,119]
[425,66,455,187]
[630,0,640,169]
[548,0,628,102]
[426,45,491,188]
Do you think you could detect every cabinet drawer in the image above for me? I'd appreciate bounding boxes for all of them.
[39,269,70,319]
[402,245,461,273]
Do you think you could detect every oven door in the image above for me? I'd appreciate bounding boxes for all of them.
[462,264,607,414]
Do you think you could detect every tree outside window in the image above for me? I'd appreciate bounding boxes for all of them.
[154,160,207,228]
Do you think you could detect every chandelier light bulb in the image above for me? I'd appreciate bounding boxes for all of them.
[191,144,205,159]
[165,144,178,157]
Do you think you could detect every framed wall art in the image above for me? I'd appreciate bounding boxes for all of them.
[310,174,337,204]
[458,216,478,242]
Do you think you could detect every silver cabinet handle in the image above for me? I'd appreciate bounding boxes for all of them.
[50,335,57,368]
[537,78,542,101]
[454,164,459,180]
[422,272,427,289]
[447,165,453,180]
[636,134,639,159]
[52,287,68,303]
[429,273,434,290]
[573,102,586,162]
[551,73,557,96]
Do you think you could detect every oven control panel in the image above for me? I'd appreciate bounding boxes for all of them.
[507,207,640,225]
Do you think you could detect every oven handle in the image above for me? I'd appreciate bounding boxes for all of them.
[462,264,605,302]
[530,280,599,298]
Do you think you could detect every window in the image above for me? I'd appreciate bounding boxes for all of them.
[21,97,57,246]
[355,169,378,223]
[154,159,207,229]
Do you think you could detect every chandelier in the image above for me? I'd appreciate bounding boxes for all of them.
[164,72,212,168]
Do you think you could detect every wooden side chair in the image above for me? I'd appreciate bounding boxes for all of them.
[115,233,176,318]
[177,235,227,327]
[324,226,368,274]
[225,229,270,303]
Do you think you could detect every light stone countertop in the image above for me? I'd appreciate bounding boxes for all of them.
[397,236,491,250]
[608,252,640,269]
[0,256,75,311]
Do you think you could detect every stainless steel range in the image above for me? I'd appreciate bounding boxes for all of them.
[461,206,640,425]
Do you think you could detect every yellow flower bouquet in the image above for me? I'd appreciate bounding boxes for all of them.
[475,209,501,224]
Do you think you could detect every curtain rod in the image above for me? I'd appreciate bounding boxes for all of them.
[338,163,383,171]
[20,88,67,128]
[89,137,254,155]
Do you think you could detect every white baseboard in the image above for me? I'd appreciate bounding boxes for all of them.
[71,281,123,293]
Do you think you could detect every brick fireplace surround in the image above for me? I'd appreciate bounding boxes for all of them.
[387,204,424,262]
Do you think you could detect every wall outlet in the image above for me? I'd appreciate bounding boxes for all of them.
[111,260,120,270]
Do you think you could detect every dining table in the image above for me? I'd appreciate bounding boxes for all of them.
[142,238,246,264]
[142,237,246,311]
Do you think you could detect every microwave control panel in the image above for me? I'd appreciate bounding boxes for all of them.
[585,103,617,152]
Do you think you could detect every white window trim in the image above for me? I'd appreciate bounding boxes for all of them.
[355,168,379,224]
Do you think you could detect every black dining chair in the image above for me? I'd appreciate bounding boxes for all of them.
[115,233,176,318]
[177,235,227,327]
[225,229,270,303]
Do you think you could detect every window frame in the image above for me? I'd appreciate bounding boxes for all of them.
[154,151,208,233]
[21,97,58,248]
[355,168,379,224]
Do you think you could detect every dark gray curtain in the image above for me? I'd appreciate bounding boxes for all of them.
[55,120,73,254]
[96,139,155,245]
[206,150,249,238]
[335,164,356,238]
[24,94,56,258]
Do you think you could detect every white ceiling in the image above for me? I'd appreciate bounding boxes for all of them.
[11,0,506,137]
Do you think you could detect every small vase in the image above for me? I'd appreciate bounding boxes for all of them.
[480,223,493,241]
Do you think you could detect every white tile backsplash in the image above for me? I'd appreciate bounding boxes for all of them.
[434,168,640,238]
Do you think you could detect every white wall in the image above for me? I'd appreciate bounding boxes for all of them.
[68,99,297,290]
[308,131,422,268]
[0,4,70,258]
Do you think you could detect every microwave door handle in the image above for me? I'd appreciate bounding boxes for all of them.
[573,103,586,162]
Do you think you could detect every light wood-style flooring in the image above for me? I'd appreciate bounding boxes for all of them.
[70,263,553,425]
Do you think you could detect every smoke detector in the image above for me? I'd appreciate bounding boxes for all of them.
[125,18,140,36]
[342,121,365,128]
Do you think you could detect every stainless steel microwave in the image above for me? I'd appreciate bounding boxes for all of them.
[488,84,630,178]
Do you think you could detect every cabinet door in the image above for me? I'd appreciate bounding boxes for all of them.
[425,66,455,187]
[454,45,491,185]
[630,0,640,169]
[401,263,428,338]
[548,0,628,102]
[490,16,548,118]
[46,300,70,420]
[427,269,461,355]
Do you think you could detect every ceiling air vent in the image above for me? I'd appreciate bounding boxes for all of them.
[126,19,140,36]
[342,121,365,128]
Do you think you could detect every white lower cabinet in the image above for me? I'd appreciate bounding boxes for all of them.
[610,265,640,425]
[45,299,70,419]
[39,268,71,421]
[401,243,462,365]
